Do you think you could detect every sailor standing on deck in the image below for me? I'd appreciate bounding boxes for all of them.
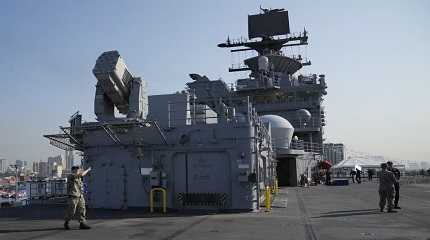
[378,163,397,213]
[387,161,401,209]
[355,168,362,184]
[64,166,92,230]
[350,169,356,183]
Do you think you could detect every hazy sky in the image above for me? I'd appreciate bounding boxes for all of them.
[0,0,429,164]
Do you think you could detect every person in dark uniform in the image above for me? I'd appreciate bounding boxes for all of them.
[325,170,331,185]
[350,169,356,183]
[355,168,362,184]
[367,169,374,181]
[64,166,92,230]
[300,174,308,187]
[387,161,401,209]
[379,163,397,212]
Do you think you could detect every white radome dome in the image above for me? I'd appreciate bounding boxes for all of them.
[260,115,294,149]
[296,109,311,121]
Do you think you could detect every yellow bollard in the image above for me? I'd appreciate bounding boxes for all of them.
[265,186,271,211]
[150,187,167,213]
[275,179,279,195]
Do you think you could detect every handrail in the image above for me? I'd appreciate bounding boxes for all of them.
[167,97,253,128]
[290,140,323,153]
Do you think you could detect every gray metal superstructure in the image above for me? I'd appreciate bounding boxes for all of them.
[44,7,327,210]
[191,8,327,186]
[45,53,275,210]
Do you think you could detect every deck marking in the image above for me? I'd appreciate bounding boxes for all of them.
[296,189,318,240]
[161,215,209,240]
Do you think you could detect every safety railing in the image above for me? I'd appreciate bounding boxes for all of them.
[288,118,322,129]
[400,175,430,185]
[27,179,68,200]
[290,140,323,154]
[272,179,279,195]
[167,97,254,128]
[253,99,322,110]
[167,105,221,127]
[166,96,325,131]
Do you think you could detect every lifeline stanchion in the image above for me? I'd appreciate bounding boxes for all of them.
[150,187,167,213]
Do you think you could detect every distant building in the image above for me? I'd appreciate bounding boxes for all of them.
[406,161,420,170]
[32,161,40,174]
[38,162,48,178]
[65,150,74,172]
[47,155,63,178]
[323,143,345,166]
[0,158,6,173]
[15,160,23,168]
[15,160,28,170]
[420,161,429,170]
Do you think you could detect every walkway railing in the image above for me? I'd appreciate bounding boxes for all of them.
[290,140,323,154]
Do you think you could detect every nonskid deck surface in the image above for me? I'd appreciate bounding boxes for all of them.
[1,182,429,240]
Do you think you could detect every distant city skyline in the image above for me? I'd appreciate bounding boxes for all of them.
[0,1,429,164]
[0,153,80,170]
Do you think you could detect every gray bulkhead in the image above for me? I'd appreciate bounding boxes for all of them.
[81,96,272,210]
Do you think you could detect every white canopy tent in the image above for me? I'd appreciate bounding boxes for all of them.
[333,156,383,169]
[332,156,406,178]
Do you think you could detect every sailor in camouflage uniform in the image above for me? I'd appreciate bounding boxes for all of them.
[378,163,397,213]
[387,161,401,209]
[64,166,92,230]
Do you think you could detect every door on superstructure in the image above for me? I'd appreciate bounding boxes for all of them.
[173,152,230,208]
[276,157,297,187]
[89,151,125,209]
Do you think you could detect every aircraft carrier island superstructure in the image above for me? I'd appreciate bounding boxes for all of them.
[44,8,327,211]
